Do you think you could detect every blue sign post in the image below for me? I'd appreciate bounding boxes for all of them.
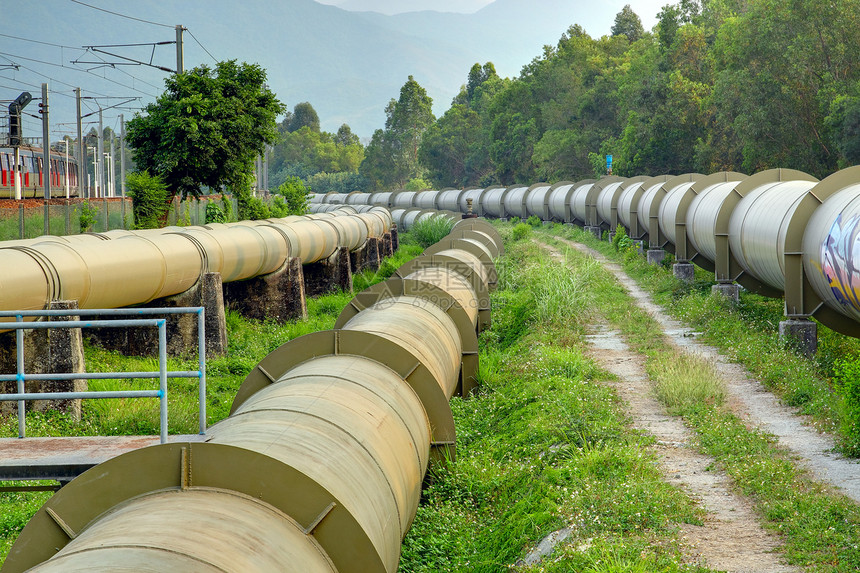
[606,154,613,175]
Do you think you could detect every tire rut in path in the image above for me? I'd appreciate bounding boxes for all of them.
[536,239,802,573]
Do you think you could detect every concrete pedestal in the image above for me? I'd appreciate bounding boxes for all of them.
[87,272,228,357]
[382,232,393,258]
[673,262,695,282]
[585,225,602,239]
[0,300,86,418]
[350,238,381,273]
[634,240,645,256]
[304,246,353,297]
[390,226,399,252]
[711,283,740,303]
[779,319,817,357]
[223,257,307,323]
[647,249,665,266]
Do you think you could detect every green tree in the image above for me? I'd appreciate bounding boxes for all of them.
[360,76,434,189]
[288,102,321,133]
[419,104,484,187]
[611,4,645,42]
[126,60,284,200]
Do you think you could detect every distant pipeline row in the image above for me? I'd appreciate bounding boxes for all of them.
[311,167,860,341]
[2,218,504,573]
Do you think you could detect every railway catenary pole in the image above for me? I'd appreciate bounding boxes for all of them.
[40,84,51,219]
[119,114,126,197]
[75,88,85,199]
[175,25,185,73]
[97,107,104,198]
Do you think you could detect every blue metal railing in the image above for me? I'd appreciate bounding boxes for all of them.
[0,307,207,444]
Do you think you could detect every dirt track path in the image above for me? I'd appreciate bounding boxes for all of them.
[552,237,860,503]
[537,239,805,572]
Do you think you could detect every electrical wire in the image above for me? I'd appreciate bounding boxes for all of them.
[68,0,173,29]
[0,51,158,98]
[186,29,218,64]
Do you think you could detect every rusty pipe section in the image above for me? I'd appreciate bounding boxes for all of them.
[4,226,501,573]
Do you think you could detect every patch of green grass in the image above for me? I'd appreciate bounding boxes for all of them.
[650,351,726,415]
[401,238,710,572]
[410,216,455,248]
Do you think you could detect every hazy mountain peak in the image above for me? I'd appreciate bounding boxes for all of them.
[315,0,493,14]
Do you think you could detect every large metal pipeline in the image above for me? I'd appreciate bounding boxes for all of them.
[0,210,394,327]
[3,224,502,573]
[338,166,860,339]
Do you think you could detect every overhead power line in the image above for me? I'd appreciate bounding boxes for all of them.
[68,0,173,29]
[187,29,218,64]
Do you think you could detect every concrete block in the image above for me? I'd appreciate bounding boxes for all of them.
[711,283,740,303]
[607,231,616,243]
[779,319,817,357]
[350,238,381,274]
[382,233,393,258]
[0,300,86,419]
[304,246,353,297]
[87,272,228,357]
[673,262,695,282]
[585,225,602,239]
[647,249,666,266]
[224,257,307,323]
[391,225,399,252]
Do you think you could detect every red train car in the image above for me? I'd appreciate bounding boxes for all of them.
[0,146,79,199]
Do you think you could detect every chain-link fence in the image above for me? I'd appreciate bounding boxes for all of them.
[0,195,266,241]
[0,198,132,240]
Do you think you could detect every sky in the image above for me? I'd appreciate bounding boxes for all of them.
[1,0,674,144]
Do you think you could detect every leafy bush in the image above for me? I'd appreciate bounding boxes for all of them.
[273,177,310,215]
[305,171,369,194]
[411,215,454,248]
[404,177,433,191]
[78,201,99,232]
[833,358,860,455]
[126,171,170,229]
[511,222,531,241]
[527,215,542,227]
[612,225,634,252]
[221,195,236,222]
[205,201,228,224]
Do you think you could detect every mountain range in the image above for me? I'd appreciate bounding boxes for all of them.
[3,0,636,138]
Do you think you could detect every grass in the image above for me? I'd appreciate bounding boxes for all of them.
[400,237,713,572]
[538,225,860,572]
[650,351,726,415]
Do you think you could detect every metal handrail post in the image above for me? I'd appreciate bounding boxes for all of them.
[16,313,24,438]
[158,320,167,444]
[197,308,206,434]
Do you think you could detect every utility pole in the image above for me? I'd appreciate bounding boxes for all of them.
[175,25,185,73]
[40,84,51,202]
[109,132,116,197]
[75,88,85,198]
[119,113,126,197]
[97,107,104,198]
[40,83,51,235]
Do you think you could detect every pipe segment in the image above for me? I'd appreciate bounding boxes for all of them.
[524,183,553,221]
[5,228,497,573]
